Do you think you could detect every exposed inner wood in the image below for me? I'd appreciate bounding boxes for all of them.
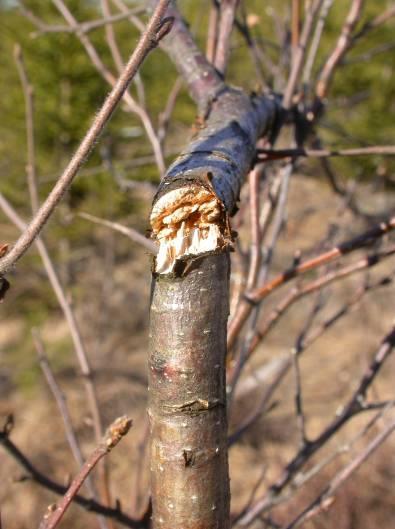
[151,185,228,274]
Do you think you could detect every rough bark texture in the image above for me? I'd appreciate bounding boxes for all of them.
[149,254,230,529]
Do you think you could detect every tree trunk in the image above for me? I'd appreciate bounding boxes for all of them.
[149,254,230,529]
[147,3,281,528]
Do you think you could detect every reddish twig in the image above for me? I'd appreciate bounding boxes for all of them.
[227,216,395,350]
[0,0,171,276]
[0,417,141,528]
[291,0,301,64]
[246,245,395,359]
[38,416,132,529]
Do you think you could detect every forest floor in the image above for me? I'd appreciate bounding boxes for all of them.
[0,174,394,529]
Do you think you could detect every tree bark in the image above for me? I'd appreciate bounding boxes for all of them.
[149,254,230,529]
[147,3,281,528]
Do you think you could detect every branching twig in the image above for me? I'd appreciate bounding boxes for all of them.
[236,323,395,526]
[283,414,395,529]
[39,416,132,529]
[0,417,142,528]
[228,216,395,350]
[0,0,172,276]
[19,2,144,36]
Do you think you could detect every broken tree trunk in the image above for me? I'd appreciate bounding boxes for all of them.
[148,3,281,528]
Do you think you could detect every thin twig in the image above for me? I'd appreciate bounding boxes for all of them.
[39,416,132,529]
[157,76,183,145]
[283,0,324,109]
[214,0,240,75]
[101,0,125,73]
[284,415,395,529]
[78,212,157,253]
[34,331,109,529]
[246,166,262,289]
[316,0,364,99]
[33,331,100,501]
[0,191,107,466]
[13,44,39,214]
[51,0,166,175]
[0,417,142,528]
[0,0,171,276]
[236,323,395,526]
[303,0,334,85]
[291,0,301,65]
[227,216,395,350]
[256,145,395,160]
[206,0,220,63]
[247,245,395,358]
[19,2,144,36]
[352,5,395,44]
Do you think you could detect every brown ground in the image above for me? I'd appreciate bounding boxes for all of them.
[1,175,394,529]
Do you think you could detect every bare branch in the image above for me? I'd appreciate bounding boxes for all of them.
[283,0,324,109]
[19,3,144,36]
[284,414,395,529]
[303,0,334,85]
[78,212,157,254]
[256,145,395,160]
[206,0,220,63]
[13,44,39,214]
[228,216,395,350]
[0,0,171,276]
[316,0,364,99]
[0,417,142,528]
[214,0,240,75]
[236,323,395,526]
[39,416,132,529]
[291,0,301,65]
[352,5,395,43]
[51,0,166,175]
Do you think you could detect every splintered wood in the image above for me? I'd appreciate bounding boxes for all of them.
[150,185,228,274]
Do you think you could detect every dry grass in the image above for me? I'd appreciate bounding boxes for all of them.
[1,175,394,529]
